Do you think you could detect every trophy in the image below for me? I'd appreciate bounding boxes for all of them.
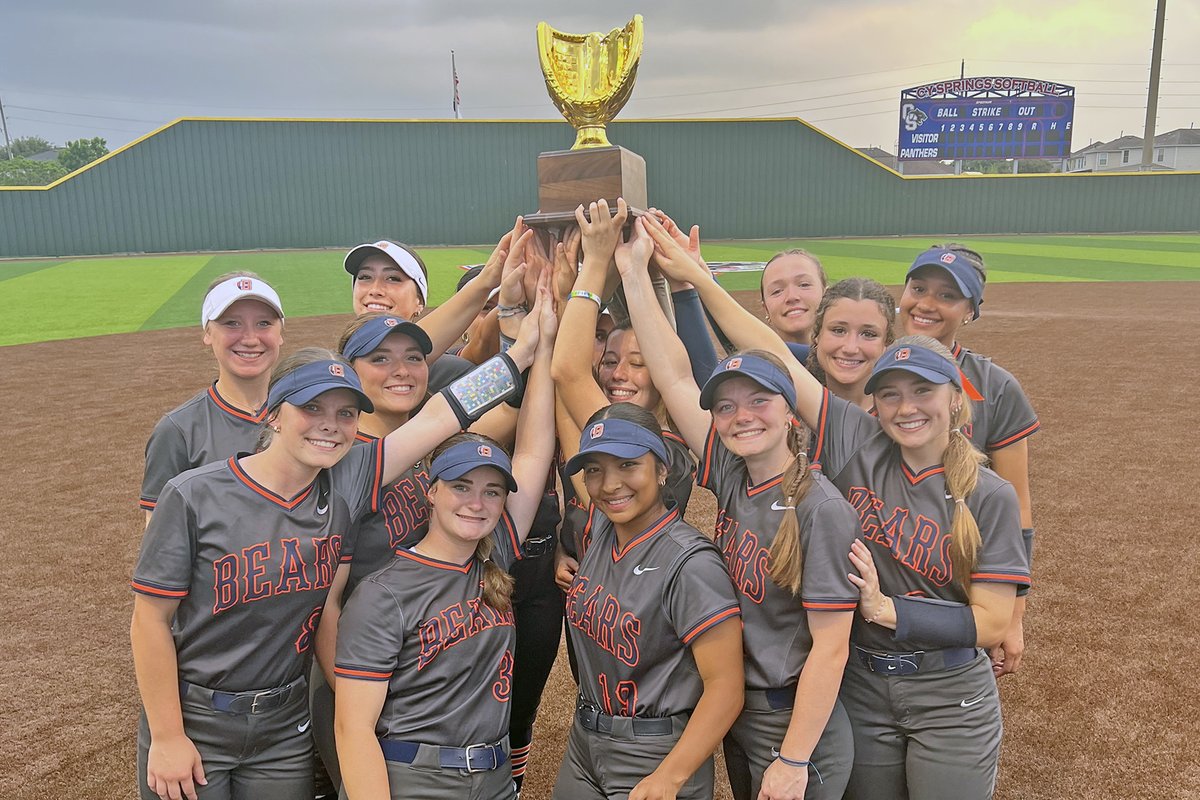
[524,15,648,228]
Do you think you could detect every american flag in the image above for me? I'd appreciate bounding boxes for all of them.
[451,51,462,119]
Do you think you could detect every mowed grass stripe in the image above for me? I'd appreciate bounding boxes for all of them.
[797,237,1196,270]
[137,248,495,332]
[0,260,70,282]
[969,236,1200,255]
[0,256,211,347]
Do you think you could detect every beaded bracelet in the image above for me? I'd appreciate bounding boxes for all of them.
[866,597,889,625]
[496,304,528,319]
[568,289,602,308]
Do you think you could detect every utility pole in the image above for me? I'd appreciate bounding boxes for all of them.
[0,95,13,159]
[1141,0,1167,169]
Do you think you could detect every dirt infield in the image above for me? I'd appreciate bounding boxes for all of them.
[2,281,1197,799]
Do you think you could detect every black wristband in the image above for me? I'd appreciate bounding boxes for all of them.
[892,594,977,648]
[505,368,531,408]
[439,353,522,429]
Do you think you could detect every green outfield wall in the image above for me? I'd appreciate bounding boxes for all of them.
[2,118,1197,258]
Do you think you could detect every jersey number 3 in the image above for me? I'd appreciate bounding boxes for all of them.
[492,650,514,702]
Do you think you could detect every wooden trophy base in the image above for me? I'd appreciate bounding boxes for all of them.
[524,145,647,229]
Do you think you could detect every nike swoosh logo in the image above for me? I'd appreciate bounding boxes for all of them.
[297,719,312,733]
[771,501,794,511]
[886,664,896,670]
[960,696,986,708]
[632,565,659,575]
[316,503,329,515]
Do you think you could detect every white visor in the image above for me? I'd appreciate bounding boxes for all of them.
[344,241,429,304]
[201,277,285,328]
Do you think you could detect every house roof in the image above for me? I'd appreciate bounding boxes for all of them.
[856,147,955,174]
[1072,127,1200,156]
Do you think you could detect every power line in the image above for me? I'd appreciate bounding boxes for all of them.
[6,115,149,134]
[8,105,166,124]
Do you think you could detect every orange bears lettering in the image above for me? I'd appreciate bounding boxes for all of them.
[416,596,514,670]
[714,510,770,604]
[846,486,952,586]
[211,534,342,614]
[565,576,642,667]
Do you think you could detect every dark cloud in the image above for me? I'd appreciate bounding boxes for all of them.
[1,1,1195,153]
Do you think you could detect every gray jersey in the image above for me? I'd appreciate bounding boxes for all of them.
[331,434,432,595]
[953,343,1039,452]
[427,353,475,393]
[559,432,697,559]
[132,457,354,691]
[334,514,521,745]
[809,390,1030,652]
[140,384,266,510]
[697,426,860,689]
[565,507,741,717]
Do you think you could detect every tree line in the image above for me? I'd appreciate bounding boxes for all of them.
[0,135,109,186]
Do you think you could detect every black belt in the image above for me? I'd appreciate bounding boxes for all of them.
[575,699,674,737]
[180,675,306,715]
[378,738,508,772]
[744,685,797,712]
[853,645,977,676]
[522,532,556,557]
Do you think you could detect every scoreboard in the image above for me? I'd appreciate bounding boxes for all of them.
[898,77,1075,161]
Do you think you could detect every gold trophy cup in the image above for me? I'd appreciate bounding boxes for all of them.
[537,15,643,150]
[524,15,648,227]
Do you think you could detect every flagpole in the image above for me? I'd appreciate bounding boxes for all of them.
[451,50,462,119]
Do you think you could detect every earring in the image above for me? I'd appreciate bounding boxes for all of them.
[271,424,281,433]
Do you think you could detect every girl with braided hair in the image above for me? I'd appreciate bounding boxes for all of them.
[640,217,1030,800]
[805,278,896,411]
[618,217,861,800]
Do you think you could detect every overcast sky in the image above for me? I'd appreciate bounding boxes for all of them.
[3,0,1198,155]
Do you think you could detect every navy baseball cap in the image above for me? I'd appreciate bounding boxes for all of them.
[906,247,984,320]
[341,315,433,361]
[864,343,962,395]
[563,418,670,476]
[268,360,374,413]
[699,353,798,411]
[429,440,518,492]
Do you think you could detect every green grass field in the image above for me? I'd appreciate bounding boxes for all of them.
[2,234,1198,347]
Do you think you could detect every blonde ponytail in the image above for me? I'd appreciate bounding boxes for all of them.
[769,419,817,595]
[945,386,986,591]
[476,535,516,612]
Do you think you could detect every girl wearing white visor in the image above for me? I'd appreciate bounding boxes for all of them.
[140,273,285,525]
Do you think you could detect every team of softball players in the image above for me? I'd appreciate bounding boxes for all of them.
[133,199,1036,800]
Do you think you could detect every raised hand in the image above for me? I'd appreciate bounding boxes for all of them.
[475,229,514,290]
[575,197,629,263]
[613,217,655,279]
[552,226,582,311]
[643,214,708,285]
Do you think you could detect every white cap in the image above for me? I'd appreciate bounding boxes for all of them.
[343,241,429,304]
[200,277,285,328]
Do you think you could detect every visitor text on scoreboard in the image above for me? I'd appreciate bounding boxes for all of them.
[898,77,1075,161]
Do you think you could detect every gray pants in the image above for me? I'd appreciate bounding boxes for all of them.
[310,662,340,789]
[337,739,514,800]
[137,684,313,800]
[841,650,1001,800]
[724,693,853,800]
[552,715,714,800]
